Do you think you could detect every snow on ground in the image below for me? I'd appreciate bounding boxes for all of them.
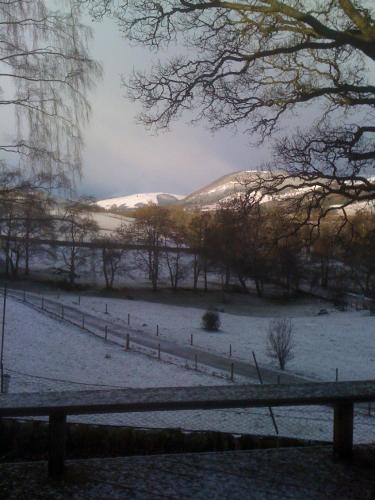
[96,193,184,209]
[58,294,375,382]
[91,212,133,236]
[3,297,220,393]
[4,296,375,443]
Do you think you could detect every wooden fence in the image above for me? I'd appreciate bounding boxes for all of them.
[1,380,375,478]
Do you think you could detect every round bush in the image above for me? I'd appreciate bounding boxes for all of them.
[201,310,221,331]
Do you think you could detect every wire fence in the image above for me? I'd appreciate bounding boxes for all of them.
[3,287,241,384]
[4,287,271,384]
[2,285,375,441]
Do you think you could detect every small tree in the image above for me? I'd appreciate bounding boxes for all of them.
[267,318,295,370]
[59,200,99,286]
[201,310,221,332]
[133,204,170,291]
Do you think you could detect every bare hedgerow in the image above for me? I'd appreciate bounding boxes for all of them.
[266,318,295,371]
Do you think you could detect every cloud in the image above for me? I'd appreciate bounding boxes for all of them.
[80,16,270,198]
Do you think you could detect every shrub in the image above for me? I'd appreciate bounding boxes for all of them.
[202,310,221,331]
[266,318,295,370]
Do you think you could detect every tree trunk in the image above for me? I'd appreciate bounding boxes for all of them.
[192,254,200,292]
[255,278,263,297]
[69,249,76,285]
[203,259,208,292]
[238,274,249,294]
[225,265,230,290]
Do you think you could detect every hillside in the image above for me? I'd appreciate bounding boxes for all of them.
[96,171,375,213]
[97,192,184,210]
[181,170,253,208]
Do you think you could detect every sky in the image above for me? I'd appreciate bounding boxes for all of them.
[80,16,271,200]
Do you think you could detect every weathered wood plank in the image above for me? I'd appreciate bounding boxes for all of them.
[1,381,375,417]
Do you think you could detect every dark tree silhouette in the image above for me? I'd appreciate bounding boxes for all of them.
[81,0,375,220]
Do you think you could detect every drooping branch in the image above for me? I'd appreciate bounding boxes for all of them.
[0,1,101,182]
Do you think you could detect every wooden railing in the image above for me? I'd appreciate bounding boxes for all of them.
[1,381,375,478]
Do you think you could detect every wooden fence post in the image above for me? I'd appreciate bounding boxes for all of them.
[105,303,108,315]
[156,325,159,336]
[158,343,161,360]
[252,350,279,435]
[48,412,66,478]
[229,344,232,357]
[333,402,354,459]
[127,313,130,325]
[126,334,130,350]
[105,325,108,341]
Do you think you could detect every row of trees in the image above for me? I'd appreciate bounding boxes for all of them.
[130,202,375,297]
[2,185,375,298]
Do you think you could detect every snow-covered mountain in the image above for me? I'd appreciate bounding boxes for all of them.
[96,170,375,213]
[96,192,184,210]
[181,170,262,209]
[96,171,303,212]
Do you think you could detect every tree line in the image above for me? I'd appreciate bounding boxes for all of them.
[1,182,375,300]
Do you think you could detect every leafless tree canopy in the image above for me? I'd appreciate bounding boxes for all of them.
[0,0,101,185]
[81,0,375,212]
[267,318,295,370]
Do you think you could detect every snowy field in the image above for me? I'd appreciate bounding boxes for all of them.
[90,212,133,237]
[2,294,375,444]
[96,192,184,210]
[57,293,375,382]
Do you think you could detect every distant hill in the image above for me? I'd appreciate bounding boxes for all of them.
[96,171,375,213]
[96,192,184,210]
[180,170,264,209]
[96,171,266,212]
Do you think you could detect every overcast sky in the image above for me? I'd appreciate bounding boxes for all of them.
[80,16,271,200]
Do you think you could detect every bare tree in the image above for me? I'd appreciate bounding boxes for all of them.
[267,318,295,371]
[133,204,170,291]
[186,211,213,292]
[100,244,124,289]
[82,0,375,220]
[163,207,189,290]
[97,223,133,289]
[0,1,100,182]
[59,200,99,285]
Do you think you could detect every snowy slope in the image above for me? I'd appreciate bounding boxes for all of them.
[97,192,184,210]
[181,170,302,209]
[58,293,375,383]
[5,294,375,442]
[91,212,134,236]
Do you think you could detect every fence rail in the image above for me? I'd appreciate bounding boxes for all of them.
[1,380,374,477]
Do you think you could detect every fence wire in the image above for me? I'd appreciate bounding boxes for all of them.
[2,286,375,444]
